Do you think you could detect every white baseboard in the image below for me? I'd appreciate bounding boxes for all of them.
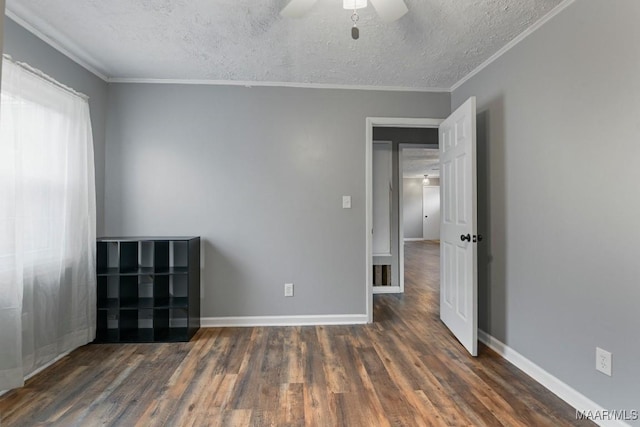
[201,314,368,327]
[478,330,631,427]
[373,286,402,294]
[403,238,425,242]
[373,252,392,257]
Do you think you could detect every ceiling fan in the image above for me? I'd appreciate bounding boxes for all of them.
[281,0,409,39]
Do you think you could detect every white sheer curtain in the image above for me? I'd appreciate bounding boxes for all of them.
[0,55,96,390]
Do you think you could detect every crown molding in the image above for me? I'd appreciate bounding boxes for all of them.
[450,0,576,92]
[107,77,450,93]
[5,8,110,81]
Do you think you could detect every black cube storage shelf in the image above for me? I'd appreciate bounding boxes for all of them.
[96,236,200,343]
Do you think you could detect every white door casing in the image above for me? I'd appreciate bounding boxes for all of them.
[439,97,478,356]
[422,186,440,240]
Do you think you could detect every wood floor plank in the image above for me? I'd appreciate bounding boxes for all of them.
[285,327,306,385]
[278,382,305,427]
[228,327,269,410]
[0,241,595,426]
[318,328,364,394]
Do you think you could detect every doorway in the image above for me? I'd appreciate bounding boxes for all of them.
[372,132,439,295]
[365,118,442,322]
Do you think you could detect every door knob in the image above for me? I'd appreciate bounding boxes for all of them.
[460,234,471,242]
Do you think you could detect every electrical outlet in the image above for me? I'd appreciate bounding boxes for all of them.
[284,283,294,297]
[596,347,612,376]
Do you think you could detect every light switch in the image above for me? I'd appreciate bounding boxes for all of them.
[342,196,352,209]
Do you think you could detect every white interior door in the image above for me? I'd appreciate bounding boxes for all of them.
[422,186,440,240]
[439,97,478,356]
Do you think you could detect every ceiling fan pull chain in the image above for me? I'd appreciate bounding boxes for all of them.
[351,10,360,40]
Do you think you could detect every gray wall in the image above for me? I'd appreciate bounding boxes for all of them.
[105,84,450,317]
[452,0,640,416]
[3,17,108,235]
[402,178,423,239]
[0,1,5,81]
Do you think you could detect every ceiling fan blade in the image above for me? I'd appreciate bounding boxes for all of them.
[369,0,408,22]
[280,0,318,18]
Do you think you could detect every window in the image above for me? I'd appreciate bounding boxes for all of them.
[0,90,68,270]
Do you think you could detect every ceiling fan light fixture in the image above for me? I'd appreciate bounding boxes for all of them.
[423,175,430,185]
[343,0,367,10]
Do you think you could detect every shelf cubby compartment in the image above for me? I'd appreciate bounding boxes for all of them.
[98,276,119,310]
[139,241,154,269]
[139,309,154,330]
[154,241,170,273]
[119,275,138,309]
[97,241,119,275]
[153,309,170,341]
[119,310,144,342]
[170,275,188,297]
[171,241,189,268]
[169,308,189,341]
[119,241,139,273]
[154,275,170,303]
[139,275,154,299]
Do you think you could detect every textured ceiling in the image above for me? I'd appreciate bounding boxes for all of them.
[6,0,562,88]
[403,148,439,178]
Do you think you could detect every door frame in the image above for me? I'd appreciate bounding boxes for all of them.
[421,184,440,240]
[366,117,443,323]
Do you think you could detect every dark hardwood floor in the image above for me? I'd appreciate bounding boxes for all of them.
[0,241,593,426]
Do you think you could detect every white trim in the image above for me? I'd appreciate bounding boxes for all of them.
[368,118,444,128]
[366,119,374,323]
[373,286,401,294]
[403,238,425,242]
[4,9,110,81]
[478,330,630,427]
[108,78,449,93]
[366,117,443,323]
[201,314,368,327]
[398,149,405,293]
[450,0,576,92]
